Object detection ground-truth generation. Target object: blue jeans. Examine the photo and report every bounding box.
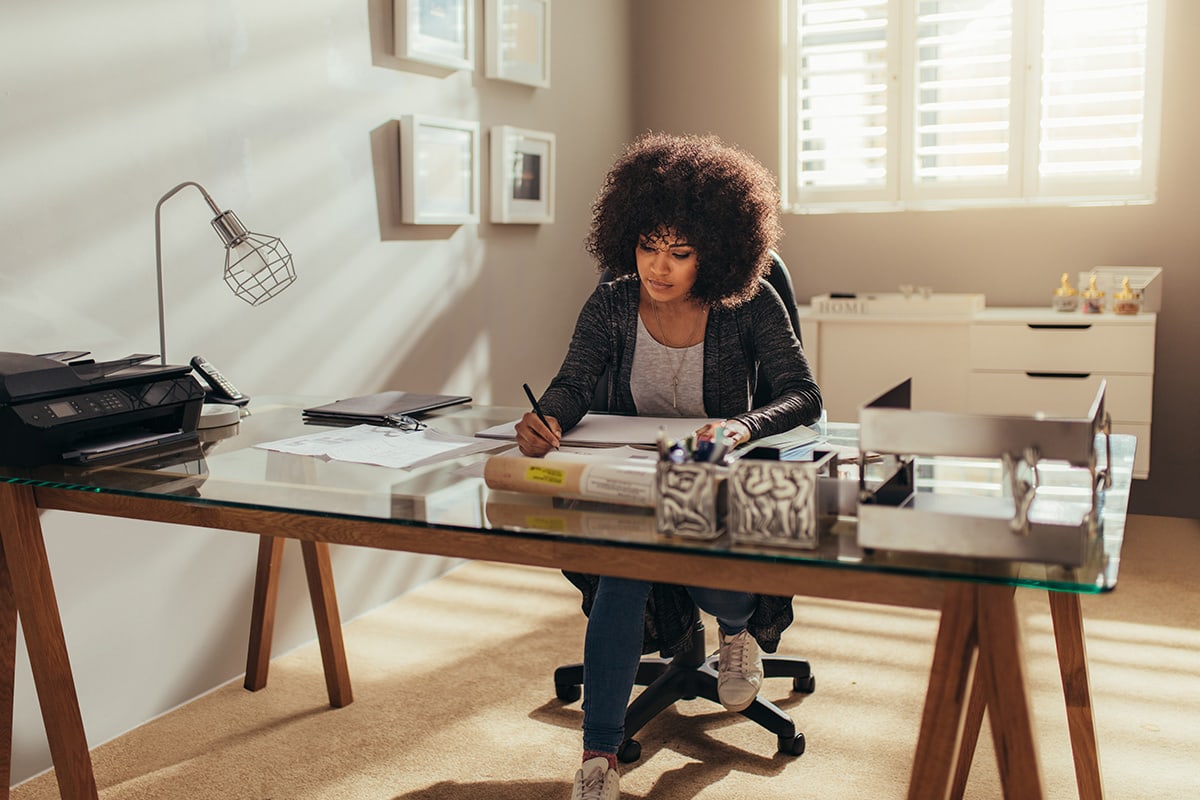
[580,575,756,754]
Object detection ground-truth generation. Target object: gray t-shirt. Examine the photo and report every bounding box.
[630,313,706,417]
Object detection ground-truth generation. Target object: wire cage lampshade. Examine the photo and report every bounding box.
[155,181,296,364]
[209,208,296,306]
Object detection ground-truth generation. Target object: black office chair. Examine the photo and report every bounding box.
[553,251,815,762]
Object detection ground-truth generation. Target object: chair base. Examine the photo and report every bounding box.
[554,622,813,762]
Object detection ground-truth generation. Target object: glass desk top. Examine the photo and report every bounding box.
[0,397,1133,594]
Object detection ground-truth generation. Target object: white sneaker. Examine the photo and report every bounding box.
[717,629,763,712]
[571,756,619,800]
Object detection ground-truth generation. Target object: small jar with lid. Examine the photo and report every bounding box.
[1051,272,1078,312]
[1080,275,1105,314]
[1111,277,1142,315]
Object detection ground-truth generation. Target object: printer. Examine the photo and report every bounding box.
[0,352,205,467]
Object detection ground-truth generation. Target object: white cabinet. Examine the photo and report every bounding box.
[811,319,969,419]
[797,306,1156,479]
[967,309,1155,479]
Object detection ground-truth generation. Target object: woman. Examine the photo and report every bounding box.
[514,132,821,800]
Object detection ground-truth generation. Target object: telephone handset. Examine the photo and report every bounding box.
[190,355,250,406]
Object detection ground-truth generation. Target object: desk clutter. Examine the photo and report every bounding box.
[482,379,1118,568]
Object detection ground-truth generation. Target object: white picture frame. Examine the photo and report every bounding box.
[395,0,475,71]
[400,115,480,225]
[484,0,550,88]
[490,126,555,224]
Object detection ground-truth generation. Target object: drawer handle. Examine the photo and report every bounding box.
[1026,323,1092,330]
[1025,371,1091,379]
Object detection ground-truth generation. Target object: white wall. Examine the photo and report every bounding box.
[1,0,633,784]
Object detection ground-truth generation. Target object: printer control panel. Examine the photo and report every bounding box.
[17,389,135,427]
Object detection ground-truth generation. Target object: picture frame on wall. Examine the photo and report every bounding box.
[400,115,480,225]
[484,0,550,88]
[395,0,475,71]
[490,126,555,224]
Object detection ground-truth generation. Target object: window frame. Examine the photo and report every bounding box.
[780,0,1166,214]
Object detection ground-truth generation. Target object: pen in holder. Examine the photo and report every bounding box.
[655,460,728,540]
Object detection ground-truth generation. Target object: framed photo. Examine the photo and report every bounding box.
[490,126,555,224]
[484,0,550,88]
[395,0,474,71]
[400,115,480,225]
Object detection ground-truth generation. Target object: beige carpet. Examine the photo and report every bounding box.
[12,514,1200,799]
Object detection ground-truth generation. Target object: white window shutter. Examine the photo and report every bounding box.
[784,0,1163,211]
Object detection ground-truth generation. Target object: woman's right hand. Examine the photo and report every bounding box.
[514,411,562,456]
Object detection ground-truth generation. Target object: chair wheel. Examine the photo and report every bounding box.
[555,683,581,703]
[778,732,806,756]
[617,739,642,763]
[794,674,815,694]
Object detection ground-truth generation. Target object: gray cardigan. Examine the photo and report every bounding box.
[544,275,823,656]
[540,275,822,434]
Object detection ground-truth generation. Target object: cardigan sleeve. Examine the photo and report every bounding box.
[727,283,823,439]
[537,282,618,431]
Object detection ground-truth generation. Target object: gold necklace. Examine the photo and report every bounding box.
[651,299,704,409]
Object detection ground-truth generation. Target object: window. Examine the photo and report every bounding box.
[781,0,1165,212]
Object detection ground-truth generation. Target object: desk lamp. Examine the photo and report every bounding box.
[154,180,296,366]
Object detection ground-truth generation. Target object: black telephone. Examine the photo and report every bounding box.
[190,356,250,406]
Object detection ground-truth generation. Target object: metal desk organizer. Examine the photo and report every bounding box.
[728,450,839,549]
[655,461,728,540]
[855,379,1112,567]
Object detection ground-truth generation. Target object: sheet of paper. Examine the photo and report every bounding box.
[256,425,503,469]
[474,413,723,447]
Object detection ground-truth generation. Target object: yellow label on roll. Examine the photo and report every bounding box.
[526,465,567,485]
[527,515,567,531]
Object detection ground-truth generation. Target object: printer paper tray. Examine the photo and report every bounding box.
[62,429,198,464]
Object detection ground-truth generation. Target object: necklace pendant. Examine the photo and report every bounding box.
[672,376,678,409]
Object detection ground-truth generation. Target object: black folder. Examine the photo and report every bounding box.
[302,391,471,426]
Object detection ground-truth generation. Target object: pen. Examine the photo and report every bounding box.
[522,382,557,449]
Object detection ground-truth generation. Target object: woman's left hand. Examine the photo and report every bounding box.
[694,418,751,447]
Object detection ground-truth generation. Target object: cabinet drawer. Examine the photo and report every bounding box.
[966,372,1152,422]
[970,322,1155,373]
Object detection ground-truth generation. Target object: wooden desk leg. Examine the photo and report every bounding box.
[977,584,1043,799]
[949,663,988,800]
[908,584,979,799]
[1050,591,1104,799]
[299,541,352,708]
[244,535,284,692]
[0,483,98,800]
[911,584,1046,800]
[0,507,16,800]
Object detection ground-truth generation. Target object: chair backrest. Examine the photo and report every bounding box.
[590,251,802,412]
[753,251,803,407]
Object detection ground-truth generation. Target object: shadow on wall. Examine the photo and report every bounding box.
[370,120,461,242]
[376,233,493,400]
[364,0,475,241]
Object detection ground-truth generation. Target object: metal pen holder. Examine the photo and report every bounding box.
[728,451,839,550]
[655,461,728,540]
